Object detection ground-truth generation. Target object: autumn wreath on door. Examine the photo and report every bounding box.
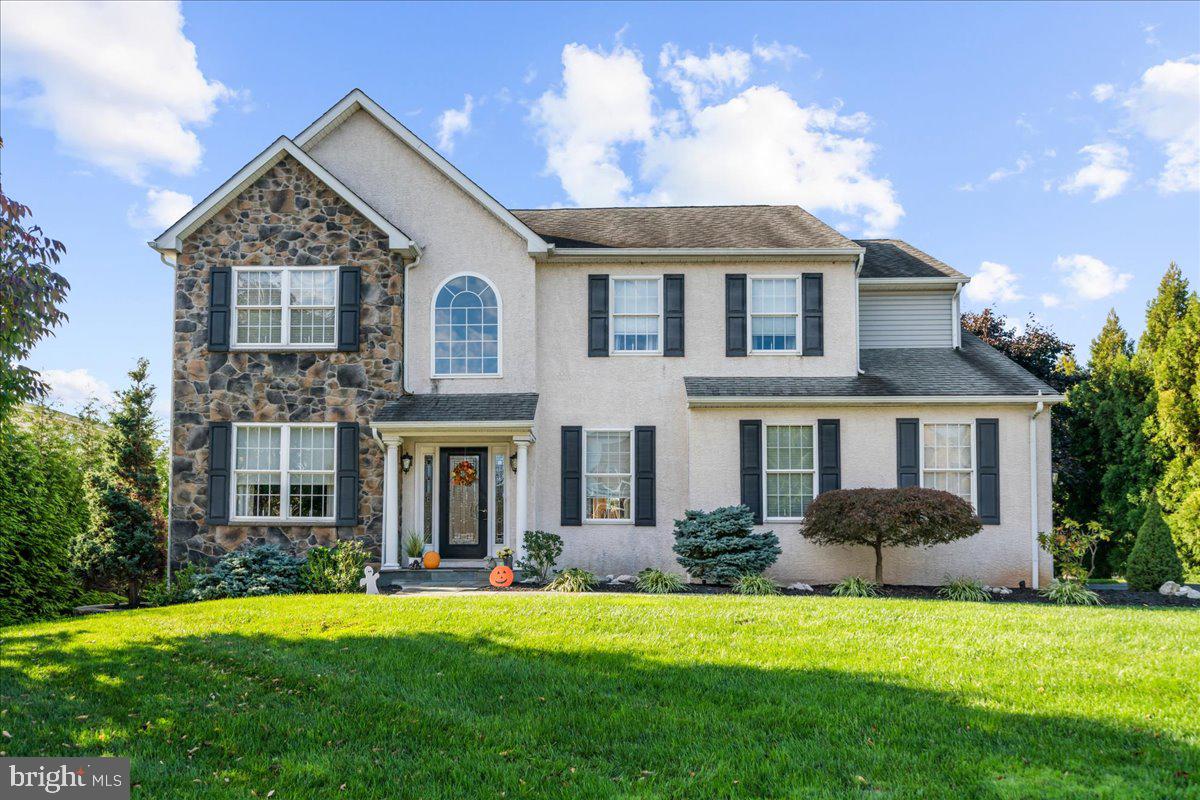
[451,459,478,486]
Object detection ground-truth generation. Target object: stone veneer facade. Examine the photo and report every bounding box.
[171,154,402,563]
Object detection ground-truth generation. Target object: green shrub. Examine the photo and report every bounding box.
[1038,519,1110,581]
[74,589,127,607]
[636,568,686,594]
[672,505,781,585]
[517,530,563,583]
[0,409,93,625]
[803,488,981,583]
[72,476,160,608]
[1040,578,1101,606]
[732,573,780,596]
[545,567,596,593]
[301,541,368,594]
[937,577,991,602]
[192,545,303,600]
[1124,499,1184,591]
[403,532,425,563]
[143,563,206,607]
[832,577,880,598]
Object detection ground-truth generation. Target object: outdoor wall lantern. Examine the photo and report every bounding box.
[510,453,519,473]
[401,452,413,474]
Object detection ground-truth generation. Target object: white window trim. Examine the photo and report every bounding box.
[230,422,337,524]
[762,422,817,523]
[230,265,339,351]
[582,427,635,524]
[748,275,802,355]
[609,275,664,356]
[918,420,977,511]
[429,271,504,379]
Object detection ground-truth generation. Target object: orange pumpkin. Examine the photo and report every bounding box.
[423,550,441,569]
[489,565,514,588]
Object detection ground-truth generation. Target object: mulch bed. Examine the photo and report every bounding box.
[490,581,1199,607]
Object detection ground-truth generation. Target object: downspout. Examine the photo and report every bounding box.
[151,245,179,587]
[401,244,423,394]
[854,250,865,374]
[952,283,963,349]
[1029,390,1046,589]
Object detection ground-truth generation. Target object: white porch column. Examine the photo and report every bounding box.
[514,436,532,559]
[382,437,401,570]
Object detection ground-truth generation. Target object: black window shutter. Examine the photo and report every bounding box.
[802,273,824,356]
[725,274,747,356]
[663,274,685,356]
[206,422,231,524]
[896,418,919,488]
[634,426,656,526]
[208,266,231,351]
[335,422,360,526]
[587,275,609,357]
[817,419,841,493]
[561,426,583,525]
[739,420,763,523]
[337,266,361,352]
[976,418,1000,524]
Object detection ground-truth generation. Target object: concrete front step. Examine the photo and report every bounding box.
[378,567,519,589]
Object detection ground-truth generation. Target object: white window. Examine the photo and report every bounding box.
[583,429,632,521]
[433,274,500,376]
[921,423,974,506]
[233,267,337,348]
[611,277,662,353]
[764,425,815,519]
[750,277,800,353]
[233,424,336,522]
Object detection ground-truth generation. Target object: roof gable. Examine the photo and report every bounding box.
[152,137,415,255]
[295,89,549,255]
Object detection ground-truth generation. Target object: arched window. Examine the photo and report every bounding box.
[433,274,500,376]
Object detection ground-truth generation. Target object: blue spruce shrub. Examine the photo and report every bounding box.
[192,544,304,600]
[672,505,781,585]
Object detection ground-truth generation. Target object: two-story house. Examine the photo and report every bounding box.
[153,90,1061,588]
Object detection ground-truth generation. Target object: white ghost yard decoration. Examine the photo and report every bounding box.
[360,565,380,595]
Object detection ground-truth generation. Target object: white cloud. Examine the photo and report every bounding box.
[964,261,1023,304]
[531,41,903,235]
[751,39,808,67]
[0,0,236,183]
[435,94,474,153]
[42,368,112,409]
[1015,115,1036,134]
[1143,23,1161,47]
[1091,83,1115,102]
[1059,142,1132,200]
[1122,55,1200,193]
[127,187,194,230]
[960,155,1033,191]
[523,65,537,85]
[1054,254,1133,300]
[1040,293,1061,308]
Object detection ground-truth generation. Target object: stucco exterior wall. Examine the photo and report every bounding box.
[306,111,538,395]
[171,154,401,563]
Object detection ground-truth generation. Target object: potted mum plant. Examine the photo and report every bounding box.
[403,532,426,569]
[496,546,515,568]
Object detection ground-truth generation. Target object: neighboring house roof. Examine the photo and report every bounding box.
[511,205,860,251]
[374,393,539,423]
[684,333,1061,404]
[294,89,550,255]
[151,137,416,255]
[856,239,967,281]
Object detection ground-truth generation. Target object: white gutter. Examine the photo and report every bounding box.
[152,244,179,587]
[540,246,865,263]
[400,243,423,394]
[858,276,967,287]
[1029,391,1046,589]
[686,393,1067,408]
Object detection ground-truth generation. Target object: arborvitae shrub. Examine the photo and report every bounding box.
[1124,499,1184,591]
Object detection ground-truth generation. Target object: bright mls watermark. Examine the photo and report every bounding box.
[2,758,129,798]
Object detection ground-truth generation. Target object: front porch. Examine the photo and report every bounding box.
[370,393,538,576]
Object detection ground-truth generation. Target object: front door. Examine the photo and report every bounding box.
[439,447,488,559]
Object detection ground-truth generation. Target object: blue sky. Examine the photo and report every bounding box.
[2,0,1197,416]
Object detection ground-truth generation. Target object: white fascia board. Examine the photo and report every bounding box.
[294,89,550,256]
[152,137,416,255]
[858,277,968,289]
[370,420,535,438]
[687,394,1066,408]
[540,247,865,263]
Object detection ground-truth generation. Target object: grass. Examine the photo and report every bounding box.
[1,595,1197,800]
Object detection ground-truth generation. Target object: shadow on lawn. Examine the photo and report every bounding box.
[2,625,1195,800]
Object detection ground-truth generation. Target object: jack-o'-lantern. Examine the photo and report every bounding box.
[423,550,441,570]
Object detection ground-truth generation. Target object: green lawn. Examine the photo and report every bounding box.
[2,595,1197,799]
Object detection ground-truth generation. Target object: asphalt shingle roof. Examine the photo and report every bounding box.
[856,239,967,280]
[684,333,1056,400]
[511,205,858,250]
[374,393,539,422]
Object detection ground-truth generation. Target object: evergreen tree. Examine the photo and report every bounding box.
[72,359,164,606]
[1152,296,1200,569]
[1124,498,1184,591]
[1136,262,1190,368]
[672,505,781,584]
